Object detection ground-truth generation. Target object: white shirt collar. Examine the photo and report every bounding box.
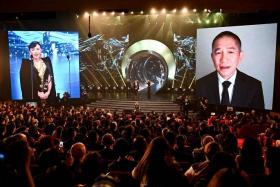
[217,70,237,103]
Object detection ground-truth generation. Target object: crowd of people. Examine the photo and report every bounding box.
[0,101,280,187]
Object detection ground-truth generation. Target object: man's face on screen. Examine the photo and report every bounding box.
[211,36,243,80]
[29,44,42,60]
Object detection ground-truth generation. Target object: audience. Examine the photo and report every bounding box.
[132,136,189,187]
[0,100,279,187]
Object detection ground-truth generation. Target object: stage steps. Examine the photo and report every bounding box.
[87,99,181,114]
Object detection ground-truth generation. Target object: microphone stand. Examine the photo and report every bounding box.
[30,56,34,100]
[66,54,71,97]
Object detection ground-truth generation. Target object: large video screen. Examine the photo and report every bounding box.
[196,23,277,110]
[8,31,80,100]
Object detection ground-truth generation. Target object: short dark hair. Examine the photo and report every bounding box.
[212,31,242,51]
[28,41,41,50]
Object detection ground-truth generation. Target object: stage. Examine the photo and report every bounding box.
[85,90,197,114]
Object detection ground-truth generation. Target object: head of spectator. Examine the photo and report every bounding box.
[204,141,222,161]
[130,135,147,161]
[92,175,118,187]
[70,142,87,162]
[102,133,115,149]
[4,133,32,169]
[114,138,130,158]
[164,131,176,149]
[81,152,106,186]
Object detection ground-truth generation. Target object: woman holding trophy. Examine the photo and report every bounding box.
[20,41,56,101]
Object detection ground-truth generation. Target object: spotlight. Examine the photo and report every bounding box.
[93,11,98,16]
[182,7,188,14]
[151,8,156,14]
[84,12,89,18]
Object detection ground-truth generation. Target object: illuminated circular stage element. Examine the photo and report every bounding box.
[121,39,176,92]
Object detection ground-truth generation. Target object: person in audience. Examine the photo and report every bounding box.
[174,134,194,170]
[235,137,265,187]
[2,133,36,187]
[108,138,137,172]
[207,168,250,187]
[195,151,236,187]
[132,136,189,187]
[129,135,147,162]
[192,134,215,162]
[20,41,56,101]
[0,100,277,187]
[185,141,221,186]
[70,142,87,184]
[81,151,106,186]
[265,146,280,187]
[196,31,264,109]
[100,133,117,162]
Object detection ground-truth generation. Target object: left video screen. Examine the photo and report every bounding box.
[8,31,80,100]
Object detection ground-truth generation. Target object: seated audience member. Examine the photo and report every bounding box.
[207,168,250,187]
[108,138,137,172]
[70,142,87,185]
[81,152,106,186]
[2,133,35,187]
[264,147,280,187]
[195,151,236,187]
[192,134,215,162]
[235,137,265,187]
[174,135,194,171]
[185,141,221,186]
[108,138,138,187]
[132,136,189,187]
[129,135,147,162]
[92,175,118,187]
[100,133,117,162]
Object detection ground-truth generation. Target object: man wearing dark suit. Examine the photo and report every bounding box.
[196,31,264,109]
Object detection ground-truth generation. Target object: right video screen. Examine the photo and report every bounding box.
[196,23,277,110]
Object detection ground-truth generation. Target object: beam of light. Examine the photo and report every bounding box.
[188,75,196,89]
[104,63,118,87]
[180,68,188,88]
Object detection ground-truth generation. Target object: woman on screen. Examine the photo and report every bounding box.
[20,41,56,101]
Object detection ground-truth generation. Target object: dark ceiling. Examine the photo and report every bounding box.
[0,0,279,13]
